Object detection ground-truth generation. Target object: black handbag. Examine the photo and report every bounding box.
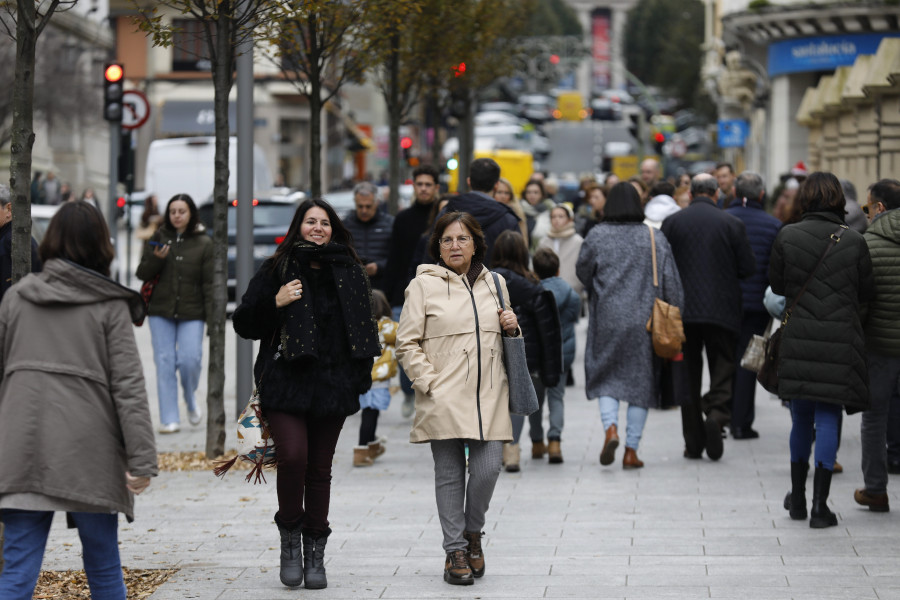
[491,272,539,417]
[757,225,848,394]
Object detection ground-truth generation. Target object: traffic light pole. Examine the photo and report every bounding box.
[107,121,120,257]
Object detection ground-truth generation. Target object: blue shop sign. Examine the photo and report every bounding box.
[718,119,748,149]
[769,33,900,77]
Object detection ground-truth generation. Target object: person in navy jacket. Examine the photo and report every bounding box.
[725,172,781,439]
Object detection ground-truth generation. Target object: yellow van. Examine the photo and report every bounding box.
[555,92,587,121]
[448,149,533,194]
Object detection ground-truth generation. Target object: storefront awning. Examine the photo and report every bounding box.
[160,100,237,135]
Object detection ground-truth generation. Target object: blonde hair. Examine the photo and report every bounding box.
[495,177,529,244]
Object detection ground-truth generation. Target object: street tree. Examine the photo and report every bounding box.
[261,0,369,199]
[135,0,278,458]
[624,0,705,110]
[1,0,73,283]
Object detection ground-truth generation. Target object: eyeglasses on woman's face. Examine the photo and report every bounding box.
[439,235,472,249]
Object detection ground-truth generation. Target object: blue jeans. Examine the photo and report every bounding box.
[149,316,204,425]
[598,396,649,450]
[511,372,566,443]
[392,306,413,397]
[790,399,841,470]
[0,510,126,600]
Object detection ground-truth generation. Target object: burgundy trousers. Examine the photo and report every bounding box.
[266,410,346,535]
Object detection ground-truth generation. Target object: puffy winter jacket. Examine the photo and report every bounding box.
[863,208,900,356]
[492,267,562,387]
[726,197,782,313]
[343,211,394,292]
[769,211,874,411]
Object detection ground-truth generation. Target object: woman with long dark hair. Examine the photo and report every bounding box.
[136,193,214,433]
[0,201,156,600]
[772,172,874,528]
[576,183,683,469]
[233,197,380,589]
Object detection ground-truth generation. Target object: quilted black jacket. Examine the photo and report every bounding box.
[769,211,874,411]
[660,196,756,333]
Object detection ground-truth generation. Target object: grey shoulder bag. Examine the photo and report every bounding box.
[491,272,539,417]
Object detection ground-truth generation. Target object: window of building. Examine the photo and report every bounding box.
[172,18,213,72]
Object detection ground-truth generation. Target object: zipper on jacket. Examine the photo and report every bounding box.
[462,276,485,441]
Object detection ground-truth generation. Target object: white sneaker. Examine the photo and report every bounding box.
[188,407,203,426]
[401,394,415,418]
[158,422,180,434]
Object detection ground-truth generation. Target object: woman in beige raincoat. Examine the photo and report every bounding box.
[397,211,519,587]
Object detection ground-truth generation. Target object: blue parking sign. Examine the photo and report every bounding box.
[718,119,749,148]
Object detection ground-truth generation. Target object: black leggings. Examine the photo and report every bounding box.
[358,407,380,446]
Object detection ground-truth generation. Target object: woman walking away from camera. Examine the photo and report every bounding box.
[136,193,214,433]
[576,183,684,469]
[0,201,157,600]
[492,230,563,470]
[233,198,380,589]
[397,211,519,586]
[771,172,874,528]
[354,289,399,467]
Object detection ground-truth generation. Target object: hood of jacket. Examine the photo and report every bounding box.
[18,258,146,323]
[868,208,900,245]
[644,195,680,222]
[450,192,520,230]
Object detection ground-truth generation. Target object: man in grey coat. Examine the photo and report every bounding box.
[661,174,756,461]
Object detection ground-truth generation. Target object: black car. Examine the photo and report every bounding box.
[198,191,305,306]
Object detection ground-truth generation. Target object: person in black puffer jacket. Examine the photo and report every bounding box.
[771,172,874,529]
[233,198,380,589]
[491,230,562,473]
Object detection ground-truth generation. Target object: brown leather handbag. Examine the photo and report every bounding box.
[646,225,686,359]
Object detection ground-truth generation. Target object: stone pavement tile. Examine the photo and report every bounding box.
[550,561,706,577]
[628,555,783,566]
[546,586,710,598]
[707,564,867,576]
[627,573,787,587]
[709,587,879,599]
[874,588,900,600]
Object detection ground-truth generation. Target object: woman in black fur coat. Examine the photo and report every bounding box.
[233,198,380,590]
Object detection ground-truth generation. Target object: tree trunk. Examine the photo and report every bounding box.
[387,31,400,215]
[457,87,474,193]
[429,90,442,169]
[205,2,234,458]
[308,13,322,198]
[10,0,37,282]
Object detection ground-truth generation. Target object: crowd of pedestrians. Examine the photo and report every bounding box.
[2,156,899,598]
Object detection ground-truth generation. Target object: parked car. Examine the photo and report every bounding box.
[518,94,555,125]
[478,101,519,115]
[197,189,305,308]
[590,97,622,121]
[475,111,524,127]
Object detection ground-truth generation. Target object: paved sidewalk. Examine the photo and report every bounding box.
[41,320,900,599]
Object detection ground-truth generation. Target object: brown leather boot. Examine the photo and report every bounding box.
[622,447,644,469]
[463,530,485,577]
[600,424,619,466]
[353,447,373,467]
[444,549,474,585]
[532,441,547,459]
[547,440,563,463]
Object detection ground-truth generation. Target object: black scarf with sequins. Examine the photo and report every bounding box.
[278,241,380,362]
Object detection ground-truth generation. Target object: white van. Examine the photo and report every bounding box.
[144,136,273,205]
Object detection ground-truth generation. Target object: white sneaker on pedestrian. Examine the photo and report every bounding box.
[188,407,203,426]
[401,394,415,418]
[158,422,180,434]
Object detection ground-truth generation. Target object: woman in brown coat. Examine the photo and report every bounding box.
[397,211,519,586]
[0,201,157,600]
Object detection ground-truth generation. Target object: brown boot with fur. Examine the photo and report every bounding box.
[353,446,373,467]
[367,439,385,461]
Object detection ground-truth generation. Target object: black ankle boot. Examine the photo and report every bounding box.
[784,461,809,520]
[274,514,303,588]
[810,466,838,528]
[302,527,331,589]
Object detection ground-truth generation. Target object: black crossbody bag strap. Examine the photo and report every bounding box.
[782,225,848,325]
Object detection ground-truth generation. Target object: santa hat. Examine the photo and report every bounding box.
[790,161,808,177]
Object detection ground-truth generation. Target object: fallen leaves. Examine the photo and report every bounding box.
[35,567,177,599]
[156,450,251,472]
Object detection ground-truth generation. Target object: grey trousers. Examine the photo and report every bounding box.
[430,439,502,553]
[862,352,900,494]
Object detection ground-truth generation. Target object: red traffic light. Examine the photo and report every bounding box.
[116,196,126,208]
[549,54,560,65]
[452,62,466,78]
[105,63,124,83]
[400,136,413,150]
[654,132,665,143]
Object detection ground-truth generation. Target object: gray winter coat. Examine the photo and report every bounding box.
[0,259,157,520]
[576,223,684,407]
